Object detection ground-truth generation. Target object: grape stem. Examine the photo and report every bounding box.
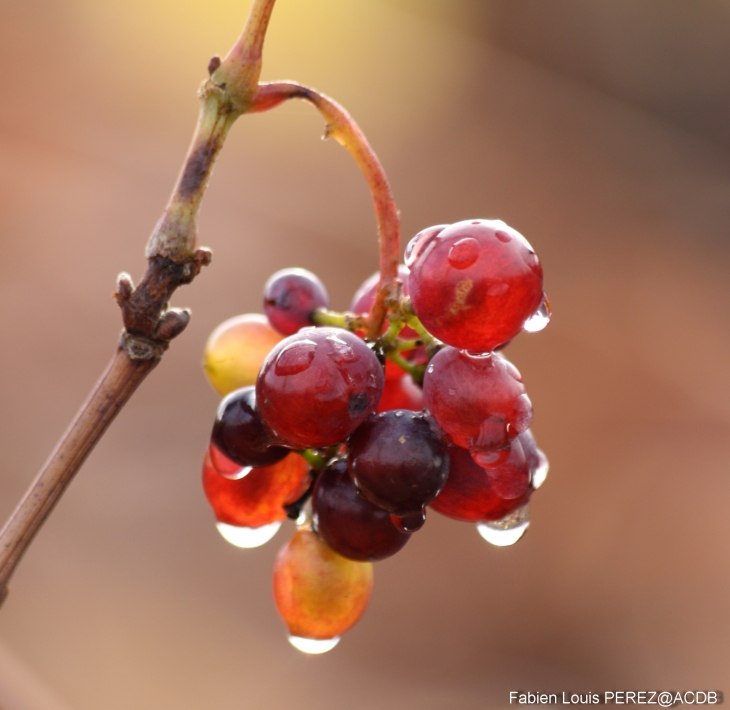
[250,82,401,339]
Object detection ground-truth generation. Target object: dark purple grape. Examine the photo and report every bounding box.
[348,410,449,516]
[212,386,290,467]
[257,327,384,449]
[263,268,329,336]
[312,459,410,561]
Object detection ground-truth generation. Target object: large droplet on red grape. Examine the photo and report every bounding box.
[422,347,532,454]
[348,410,449,516]
[407,219,544,351]
[263,268,329,336]
[211,386,289,467]
[257,327,384,449]
[312,459,410,561]
[429,444,531,523]
[202,451,310,529]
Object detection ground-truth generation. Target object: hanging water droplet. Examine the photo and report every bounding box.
[470,448,510,469]
[275,340,317,376]
[390,509,426,533]
[216,521,281,548]
[447,237,480,270]
[219,465,253,481]
[477,505,529,547]
[530,450,549,489]
[523,295,552,333]
[288,635,340,654]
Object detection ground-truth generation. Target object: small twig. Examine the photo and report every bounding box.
[251,82,401,338]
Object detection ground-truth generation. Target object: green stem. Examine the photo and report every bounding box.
[311,308,366,332]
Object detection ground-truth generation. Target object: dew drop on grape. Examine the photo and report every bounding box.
[390,510,426,533]
[531,451,549,489]
[274,340,317,376]
[476,505,529,547]
[287,635,340,654]
[523,293,552,333]
[216,521,282,548]
[447,238,480,270]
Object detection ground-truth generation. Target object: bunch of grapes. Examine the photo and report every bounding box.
[201,219,550,654]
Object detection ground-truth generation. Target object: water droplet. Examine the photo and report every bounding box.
[216,521,281,548]
[477,506,529,547]
[523,294,552,333]
[447,237,480,270]
[531,450,549,489]
[470,448,510,469]
[464,350,492,359]
[288,635,340,654]
[394,410,404,417]
[219,465,253,481]
[404,235,420,267]
[495,230,512,243]
[472,416,506,450]
[326,334,357,364]
[427,363,435,374]
[275,340,317,376]
[390,510,426,533]
[448,388,456,396]
[510,394,533,434]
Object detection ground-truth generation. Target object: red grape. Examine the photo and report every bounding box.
[407,219,544,351]
[263,268,329,336]
[375,372,424,413]
[257,327,384,449]
[348,410,449,516]
[422,347,532,455]
[429,444,531,523]
[312,459,410,561]
[202,451,309,528]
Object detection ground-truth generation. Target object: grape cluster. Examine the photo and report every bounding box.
[201,220,550,653]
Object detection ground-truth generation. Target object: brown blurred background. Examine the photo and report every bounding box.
[1,0,729,708]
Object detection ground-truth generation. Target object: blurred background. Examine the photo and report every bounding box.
[1,0,729,707]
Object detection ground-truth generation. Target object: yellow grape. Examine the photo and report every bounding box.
[203,314,283,396]
[273,529,373,641]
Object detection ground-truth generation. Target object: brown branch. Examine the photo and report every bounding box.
[251,82,401,339]
[0,0,277,607]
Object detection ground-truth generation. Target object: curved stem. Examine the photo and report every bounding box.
[251,82,401,339]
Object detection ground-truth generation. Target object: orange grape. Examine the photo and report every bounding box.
[273,528,373,642]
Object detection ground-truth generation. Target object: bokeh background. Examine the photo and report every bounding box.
[1,0,729,708]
